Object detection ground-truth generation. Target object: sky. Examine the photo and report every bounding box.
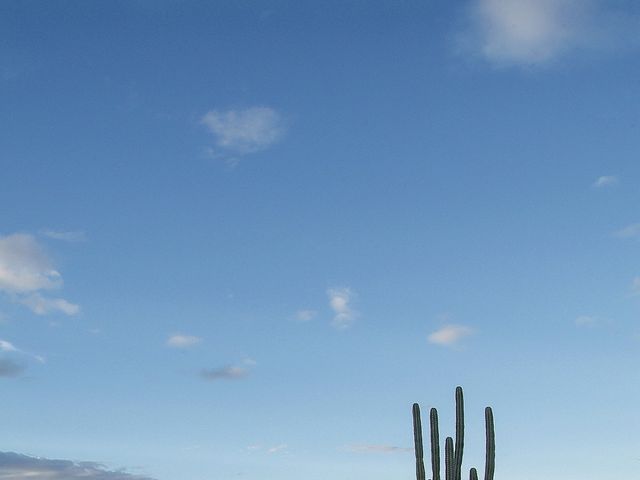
[1,1,640,479]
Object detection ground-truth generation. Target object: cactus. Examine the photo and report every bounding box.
[412,403,426,480]
[484,407,495,480]
[429,408,440,480]
[412,387,495,480]
[453,386,464,480]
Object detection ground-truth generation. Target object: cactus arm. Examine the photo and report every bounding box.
[454,386,464,480]
[484,407,495,480]
[430,408,441,480]
[413,403,426,480]
[445,437,454,480]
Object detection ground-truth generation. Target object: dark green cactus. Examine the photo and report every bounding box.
[412,387,495,480]
[453,387,464,480]
[412,403,426,480]
[445,437,454,480]
[484,407,495,480]
[429,408,440,480]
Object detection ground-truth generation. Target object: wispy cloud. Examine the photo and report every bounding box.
[460,0,640,66]
[0,452,156,480]
[0,234,79,316]
[0,358,25,378]
[593,175,618,188]
[246,444,288,454]
[18,293,80,316]
[40,229,87,242]
[166,334,202,348]
[428,324,474,347]
[327,287,357,329]
[614,223,640,240]
[202,106,285,162]
[345,444,412,454]
[631,277,640,296]
[0,338,44,364]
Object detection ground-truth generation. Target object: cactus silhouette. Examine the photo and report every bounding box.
[412,387,495,480]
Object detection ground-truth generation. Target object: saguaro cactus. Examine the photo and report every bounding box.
[411,387,495,480]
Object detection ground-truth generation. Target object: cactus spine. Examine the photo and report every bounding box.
[411,387,495,480]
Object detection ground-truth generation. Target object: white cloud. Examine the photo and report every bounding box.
[346,444,412,454]
[0,234,79,316]
[614,223,640,240]
[294,309,317,322]
[593,175,618,188]
[40,229,86,242]
[327,287,357,329]
[0,338,45,363]
[0,234,62,293]
[166,334,202,348]
[461,0,639,66]
[428,324,474,346]
[201,107,285,158]
[631,277,640,296]
[18,293,80,316]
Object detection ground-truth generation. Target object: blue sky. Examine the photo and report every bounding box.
[1,1,640,479]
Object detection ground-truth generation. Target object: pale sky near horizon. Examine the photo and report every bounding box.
[2,1,640,479]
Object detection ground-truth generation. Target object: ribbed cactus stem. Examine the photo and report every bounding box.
[469,468,478,480]
[430,408,441,480]
[445,437,454,480]
[454,386,464,480]
[413,403,426,480]
[484,407,495,480]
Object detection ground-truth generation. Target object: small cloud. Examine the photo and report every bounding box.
[0,358,25,378]
[459,0,640,67]
[0,233,79,315]
[0,234,62,293]
[40,230,87,242]
[345,444,412,454]
[166,334,202,348]
[201,107,285,160]
[18,293,80,316]
[246,444,288,454]
[294,309,317,322]
[327,287,357,329]
[0,338,45,364]
[0,340,18,352]
[0,451,156,479]
[266,444,288,454]
[428,324,474,346]
[614,223,640,239]
[631,277,640,296]
[575,315,598,328]
[593,175,619,188]
[200,365,249,381]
